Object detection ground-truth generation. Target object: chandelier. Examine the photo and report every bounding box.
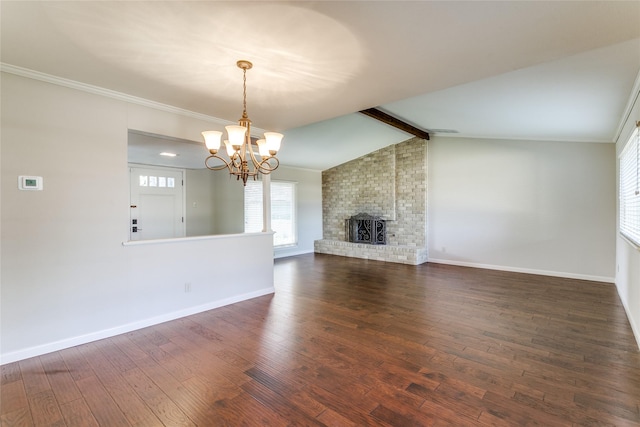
[202,60,283,186]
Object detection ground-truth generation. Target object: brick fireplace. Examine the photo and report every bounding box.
[314,137,428,265]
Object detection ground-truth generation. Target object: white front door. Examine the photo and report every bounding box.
[130,166,185,241]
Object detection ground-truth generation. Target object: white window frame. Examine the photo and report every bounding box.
[244,180,297,248]
[619,125,640,247]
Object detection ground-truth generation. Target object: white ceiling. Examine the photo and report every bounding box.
[2,1,640,171]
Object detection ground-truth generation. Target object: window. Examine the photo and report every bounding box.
[137,175,175,188]
[244,180,297,247]
[620,125,640,246]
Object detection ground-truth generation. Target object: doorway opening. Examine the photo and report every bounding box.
[129,166,185,241]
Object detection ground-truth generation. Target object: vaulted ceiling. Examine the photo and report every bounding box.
[2,1,639,170]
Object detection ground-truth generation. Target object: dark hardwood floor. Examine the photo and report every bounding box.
[2,253,639,426]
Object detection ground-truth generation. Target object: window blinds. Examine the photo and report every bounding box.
[244,181,263,233]
[244,180,297,246]
[620,127,640,247]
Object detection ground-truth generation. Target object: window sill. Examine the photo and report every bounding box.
[619,232,640,252]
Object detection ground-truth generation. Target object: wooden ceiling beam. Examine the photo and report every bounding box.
[359,108,430,140]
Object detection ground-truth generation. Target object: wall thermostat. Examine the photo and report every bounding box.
[18,176,43,191]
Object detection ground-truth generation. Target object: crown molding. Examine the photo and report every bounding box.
[615,67,640,143]
[0,63,234,128]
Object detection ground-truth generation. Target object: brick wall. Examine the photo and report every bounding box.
[321,144,396,241]
[315,137,428,264]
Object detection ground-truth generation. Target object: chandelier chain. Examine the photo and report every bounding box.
[242,67,248,119]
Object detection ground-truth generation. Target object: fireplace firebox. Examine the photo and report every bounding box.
[345,213,386,245]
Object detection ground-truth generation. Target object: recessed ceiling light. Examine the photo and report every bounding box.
[159,152,178,157]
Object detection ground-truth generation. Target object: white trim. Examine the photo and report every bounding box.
[0,63,266,136]
[616,287,640,350]
[128,163,187,172]
[432,133,613,144]
[275,165,324,173]
[0,287,275,365]
[122,231,273,246]
[619,232,640,252]
[274,248,314,259]
[262,173,272,233]
[428,258,614,283]
[615,67,640,143]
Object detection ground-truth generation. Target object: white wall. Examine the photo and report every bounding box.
[0,72,275,363]
[615,85,640,347]
[212,172,245,234]
[428,137,616,282]
[185,168,216,236]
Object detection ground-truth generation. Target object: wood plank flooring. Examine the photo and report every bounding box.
[2,253,640,426]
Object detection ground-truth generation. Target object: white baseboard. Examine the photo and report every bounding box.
[274,248,314,259]
[616,287,640,351]
[427,258,615,283]
[0,287,275,365]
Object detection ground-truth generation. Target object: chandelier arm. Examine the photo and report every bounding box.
[246,140,263,168]
[256,156,280,174]
[205,154,233,172]
[229,151,244,170]
[245,140,279,174]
